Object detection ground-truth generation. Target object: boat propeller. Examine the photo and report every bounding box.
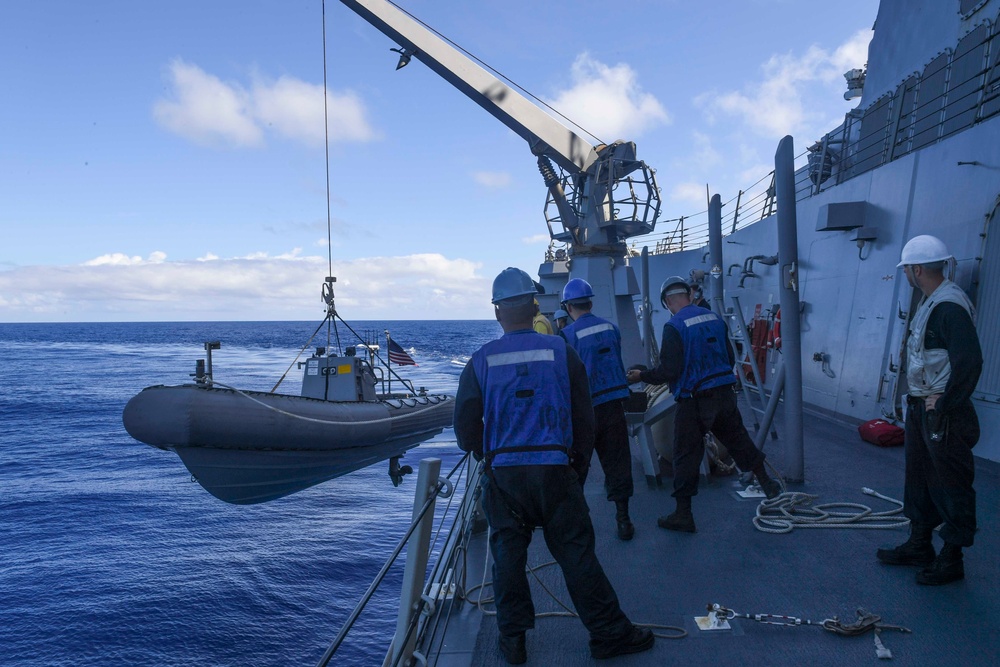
[389,456,414,487]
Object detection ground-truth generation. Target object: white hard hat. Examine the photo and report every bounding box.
[659,276,689,302]
[897,235,953,268]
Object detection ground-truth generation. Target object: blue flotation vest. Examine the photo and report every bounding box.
[562,313,629,406]
[667,304,735,399]
[471,330,573,467]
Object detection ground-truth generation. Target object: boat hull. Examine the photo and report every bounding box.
[123,384,454,504]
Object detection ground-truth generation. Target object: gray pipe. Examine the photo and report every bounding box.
[754,357,785,451]
[641,246,656,367]
[774,136,804,482]
[708,194,724,314]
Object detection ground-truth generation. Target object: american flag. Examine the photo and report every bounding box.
[387,338,417,366]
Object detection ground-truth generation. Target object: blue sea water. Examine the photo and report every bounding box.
[0,320,501,666]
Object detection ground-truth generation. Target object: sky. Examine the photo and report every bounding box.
[0,0,880,322]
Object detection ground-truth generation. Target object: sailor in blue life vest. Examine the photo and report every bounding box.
[876,235,982,585]
[454,267,654,664]
[552,308,570,333]
[559,278,636,540]
[626,276,781,533]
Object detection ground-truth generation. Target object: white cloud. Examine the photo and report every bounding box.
[689,131,722,171]
[521,233,550,245]
[545,53,670,142]
[699,29,873,139]
[153,60,262,148]
[0,252,490,321]
[83,252,169,266]
[671,182,708,204]
[832,29,874,75]
[472,171,512,188]
[154,60,377,148]
[252,75,377,146]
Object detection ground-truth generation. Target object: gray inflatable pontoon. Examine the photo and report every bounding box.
[123,349,453,504]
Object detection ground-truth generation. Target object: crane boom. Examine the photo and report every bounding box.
[340,0,598,175]
[340,0,659,368]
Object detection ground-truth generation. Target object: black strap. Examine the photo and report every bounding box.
[689,370,733,394]
[483,463,532,530]
[487,444,569,458]
[593,383,628,399]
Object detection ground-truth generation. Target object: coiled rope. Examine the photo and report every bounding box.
[753,487,909,534]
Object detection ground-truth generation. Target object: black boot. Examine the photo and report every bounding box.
[752,463,782,499]
[498,633,527,664]
[615,500,635,541]
[657,497,696,533]
[876,524,936,566]
[916,543,965,585]
[589,625,655,659]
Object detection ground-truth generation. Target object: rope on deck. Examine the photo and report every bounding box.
[753,487,909,534]
[466,534,688,640]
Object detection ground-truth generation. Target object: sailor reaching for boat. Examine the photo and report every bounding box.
[626,276,780,533]
[876,235,983,585]
[454,267,654,664]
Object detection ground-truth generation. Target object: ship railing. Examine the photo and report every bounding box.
[633,164,781,254]
[316,452,483,667]
[799,16,1000,195]
[639,11,1000,257]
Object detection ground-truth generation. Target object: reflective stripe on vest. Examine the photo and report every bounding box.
[471,331,573,467]
[906,280,975,397]
[562,313,629,406]
[668,304,735,399]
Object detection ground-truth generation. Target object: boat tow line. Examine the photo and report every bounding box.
[753,487,910,533]
[701,603,910,659]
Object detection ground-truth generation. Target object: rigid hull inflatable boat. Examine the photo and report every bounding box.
[124,345,454,504]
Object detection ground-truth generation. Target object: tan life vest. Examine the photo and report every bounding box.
[905,280,974,397]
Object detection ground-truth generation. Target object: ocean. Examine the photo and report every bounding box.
[0,320,502,666]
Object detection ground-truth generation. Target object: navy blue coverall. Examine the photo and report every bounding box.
[454,328,633,641]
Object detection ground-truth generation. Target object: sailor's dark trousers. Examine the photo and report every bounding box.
[483,465,633,641]
[904,398,978,546]
[577,399,634,502]
[672,386,765,498]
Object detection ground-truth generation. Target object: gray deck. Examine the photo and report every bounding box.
[434,400,1000,666]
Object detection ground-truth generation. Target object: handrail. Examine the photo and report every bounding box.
[315,451,474,666]
[315,484,440,666]
[636,15,1000,256]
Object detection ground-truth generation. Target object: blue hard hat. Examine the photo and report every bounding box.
[553,309,568,320]
[561,278,594,305]
[492,267,538,304]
